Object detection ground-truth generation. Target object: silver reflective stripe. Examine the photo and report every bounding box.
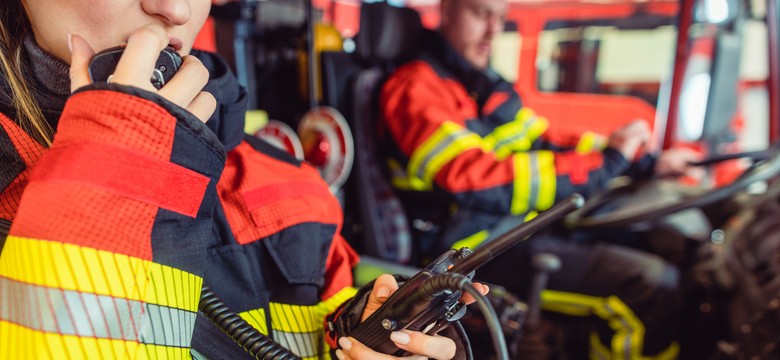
[415,129,473,180]
[528,153,540,208]
[1,276,196,347]
[493,118,535,150]
[273,330,319,358]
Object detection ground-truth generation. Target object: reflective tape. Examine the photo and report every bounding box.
[0,276,196,347]
[407,121,484,189]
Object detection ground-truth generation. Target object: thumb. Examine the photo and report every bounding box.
[68,33,96,92]
[361,274,399,322]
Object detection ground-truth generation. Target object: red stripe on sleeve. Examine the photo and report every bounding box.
[554,152,604,185]
[31,142,209,217]
[242,181,334,210]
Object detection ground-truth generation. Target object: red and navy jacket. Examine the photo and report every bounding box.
[0,49,357,359]
[380,31,654,249]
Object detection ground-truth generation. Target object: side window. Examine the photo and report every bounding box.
[535,17,677,107]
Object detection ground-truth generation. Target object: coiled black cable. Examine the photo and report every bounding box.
[418,274,509,360]
[199,285,301,360]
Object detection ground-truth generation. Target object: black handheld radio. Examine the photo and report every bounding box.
[88,45,182,89]
[348,194,584,357]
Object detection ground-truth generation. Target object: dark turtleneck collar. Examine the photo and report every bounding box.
[0,38,247,152]
[23,36,71,97]
[420,30,503,109]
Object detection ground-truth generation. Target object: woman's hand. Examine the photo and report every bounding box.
[67,25,216,123]
[335,274,489,360]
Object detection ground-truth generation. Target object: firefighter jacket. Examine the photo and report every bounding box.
[0,43,358,359]
[380,31,655,249]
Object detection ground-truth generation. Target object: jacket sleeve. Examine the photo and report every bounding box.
[381,62,631,217]
[0,84,226,359]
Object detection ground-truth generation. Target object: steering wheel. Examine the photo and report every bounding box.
[565,147,780,229]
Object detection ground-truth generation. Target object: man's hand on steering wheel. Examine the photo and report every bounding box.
[655,148,705,179]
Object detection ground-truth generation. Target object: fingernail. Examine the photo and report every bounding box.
[335,349,345,360]
[376,286,390,300]
[391,331,410,345]
[67,33,73,53]
[338,337,352,351]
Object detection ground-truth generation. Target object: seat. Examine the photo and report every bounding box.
[320,2,423,266]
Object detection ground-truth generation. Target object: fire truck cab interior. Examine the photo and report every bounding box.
[206,0,780,357]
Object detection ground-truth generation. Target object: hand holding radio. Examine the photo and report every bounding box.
[335,274,489,360]
[344,194,584,359]
[68,25,215,123]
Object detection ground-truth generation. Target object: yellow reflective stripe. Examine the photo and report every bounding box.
[485,108,550,159]
[239,309,268,335]
[450,230,489,251]
[541,289,600,316]
[598,296,643,360]
[407,121,485,190]
[590,332,680,360]
[0,320,191,360]
[590,332,611,360]
[511,153,532,215]
[236,287,357,359]
[388,159,427,191]
[267,287,358,333]
[511,151,555,215]
[320,286,359,314]
[536,151,557,211]
[652,342,680,360]
[0,236,201,311]
[541,290,678,360]
[576,131,608,154]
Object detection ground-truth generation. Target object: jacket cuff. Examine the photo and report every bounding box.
[626,153,658,180]
[602,147,632,179]
[67,83,225,164]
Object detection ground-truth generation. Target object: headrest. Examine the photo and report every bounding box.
[354,2,424,64]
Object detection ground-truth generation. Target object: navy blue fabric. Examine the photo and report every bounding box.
[201,222,337,313]
[243,134,302,167]
[193,50,248,153]
[0,126,24,193]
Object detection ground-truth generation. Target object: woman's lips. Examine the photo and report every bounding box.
[168,36,183,51]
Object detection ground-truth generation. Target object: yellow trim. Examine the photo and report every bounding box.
[239,287,357,335]
[450,230,489,251]
[525,115,550,145]
[541,290,602,316]
[485,108,550,160]
[237,287,356,360]
[239,309,269,335]
[576,131,608,154]
[652,342,680,360]
[388,159,427,191]
[590,332,612,360]
[0,236,202,311]
[540,290,678,360]
[536,151,557,211]
[511,153,532,215]
[407,121,485,190]
[0,320,191,359]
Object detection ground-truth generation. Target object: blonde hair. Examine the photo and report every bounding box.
[0,2,52,146]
